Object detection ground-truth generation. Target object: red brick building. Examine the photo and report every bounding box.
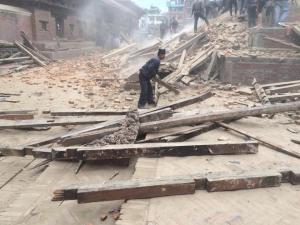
[0,0,143,45]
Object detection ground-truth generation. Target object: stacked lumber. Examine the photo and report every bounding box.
[52,168,300,203]
[0,33,51,74]
[253,79,300,103]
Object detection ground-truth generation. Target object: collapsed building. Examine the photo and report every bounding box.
[0,0,144,58]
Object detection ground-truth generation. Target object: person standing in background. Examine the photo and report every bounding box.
[274,0,289,25]
[229,0,238,16]
[192,0,209,33]
[246,0,258,27]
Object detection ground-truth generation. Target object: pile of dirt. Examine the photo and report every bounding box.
[89,110,140,146]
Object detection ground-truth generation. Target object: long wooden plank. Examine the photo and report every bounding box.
[165,32,207,61]
[59,127,121,146]
[140,101,300,133]
[50,110,129,116]
[0,117,116,129]
[152,77,179,94]
[0,110,35,115]
[269,83,300,94]
[0,114,34,120]
[202,50,218,81]
[14,41,46,66]
[0,56,30,63]
[261,80,300,89]
[19,141,259,160]
[264,36,300,51]
[54,177,196,203]
[217,122,300,159]
[268,93,300,103]
[147,90,213,113]
[103,43,136,59]
[52,168,300,203]
[139,123,217,143]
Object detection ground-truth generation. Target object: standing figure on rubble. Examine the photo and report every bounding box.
[192,0,209,33]
[138,49,166,109]
[170,17,179,33]
[273,0,289,26]
[246,0,258,27]
[160,21,167,39]
[229,0,238,16]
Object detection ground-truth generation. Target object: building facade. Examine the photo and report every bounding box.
[167,0,193,23]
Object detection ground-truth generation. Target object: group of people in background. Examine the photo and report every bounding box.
[191,0,294,30]
[160,17,179,39]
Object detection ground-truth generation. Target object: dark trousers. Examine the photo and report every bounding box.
[248,6,257,27]
[240,0,246,14]
[138,73,154,107]
[194,13,209,33]
[229,0,238,16]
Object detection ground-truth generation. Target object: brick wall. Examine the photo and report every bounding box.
[220,56,300,85]
[249,27,292,49]
[32,9,56,41]
[0,11,32,42]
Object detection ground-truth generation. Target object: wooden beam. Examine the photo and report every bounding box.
[0,114,34,120]
[103,43,136,59]
[59,127,121,146]
[268,93,300,103]
[263,36,300,51]
[0,110,35,115]
[147,90,213,113]
[52,168,300,203]
[217,122,300,159]
[0,117,115,129]
[140,102,300,133]
[14,41,46,66]
[165,32,207,61]
[59,141,258,161]
[50,110,129,116]
[139,123,218,143]
[269,83,300,94]
[152,77,179,94]
[260,80,300,89]
[139,108,173,123]
[53,177,196,203]
[207,171,281,192]
[202,50,218,81]
[0,56,30,63]
[189,47,214,74]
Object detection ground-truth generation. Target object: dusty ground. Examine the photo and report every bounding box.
[0,13,299,225]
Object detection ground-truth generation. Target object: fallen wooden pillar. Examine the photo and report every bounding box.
[207,171,281,192]
[139,108,173,123]
[0,56,30,63]
[15,41,46,66]
[263,36,300,51]
[59,127,121,146]
[52,168,300,203]
[147,90,213,113]
[0,110,35,115]
[260,80,300,89]
[139,123,218,143]
[152,77,179,94]
[217,122,300,159]
[268,93,300,103]
[37,141,258,161]
[269,83,300,94]
[102,43,137,59]
[0,117,115,129]
[54,177,196,203]
[140,102,300,132]
[202,50,218,81]
[0,114,34,120]
[50,110,129,116]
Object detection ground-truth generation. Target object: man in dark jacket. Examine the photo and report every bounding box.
[192,0,209,33]
[138,49,166,109]
[246,0,257,27]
